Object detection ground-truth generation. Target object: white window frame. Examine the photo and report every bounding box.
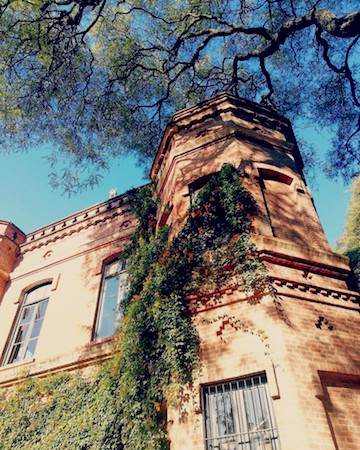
[94,259,127,339]
[2,283,51,365]
[202,373,281,450]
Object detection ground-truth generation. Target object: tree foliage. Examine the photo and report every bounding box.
[335,175,360,290]
[0,0,359,192]
[0,369,124,449]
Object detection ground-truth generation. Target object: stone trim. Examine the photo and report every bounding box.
[11,231,135,282]
[187,276,359,314]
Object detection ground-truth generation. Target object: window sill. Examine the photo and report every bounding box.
[0,358,35,372]
[86,335,114,347]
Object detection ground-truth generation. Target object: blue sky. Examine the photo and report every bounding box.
[0,130,350,247]
[0,148,144,233]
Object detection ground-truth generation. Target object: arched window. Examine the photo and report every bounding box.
[94,259,127,339]
[3,283,51,365]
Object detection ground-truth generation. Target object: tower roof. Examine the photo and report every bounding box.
[150,93,302,181]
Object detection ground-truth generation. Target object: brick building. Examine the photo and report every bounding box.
[0,94,359,449]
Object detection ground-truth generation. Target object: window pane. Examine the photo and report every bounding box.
[24,338,37,359]
[189,173,215,205]
[30,319,43,339]
[95,260,127,339]
[14,324,29,344]
[216,392,235,436]
[105,260,124,277]
[20,305,35,324]
[104,277,119,307]
[35,301,48,320]
[25,284,50,305]
[97,277,119,338]
[97,317,116,339]
[8,343,22,364]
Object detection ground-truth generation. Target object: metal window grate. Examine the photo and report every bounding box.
[203,374,281,450]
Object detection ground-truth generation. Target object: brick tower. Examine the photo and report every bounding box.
[151,94,360,450]
[0,94,358,450]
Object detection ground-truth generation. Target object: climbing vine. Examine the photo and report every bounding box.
[0,163,272,449]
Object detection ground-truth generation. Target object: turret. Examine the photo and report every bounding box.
[0,220,26,301]
[151,93,330,252]
[150,93,356,294]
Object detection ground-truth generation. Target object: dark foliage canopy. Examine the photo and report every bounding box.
[0,0,359,192]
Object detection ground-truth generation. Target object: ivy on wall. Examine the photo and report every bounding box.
[0,164,271,449]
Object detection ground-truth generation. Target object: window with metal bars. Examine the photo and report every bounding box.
[3,283,51,365]
[94,259,127,339]
[202,374,281,450]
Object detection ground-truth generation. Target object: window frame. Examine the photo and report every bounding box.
[2,283,51,366]
[202,373,281,450]
[93,258,127,340]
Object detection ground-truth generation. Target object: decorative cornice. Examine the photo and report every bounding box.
[260,251,349,280]
[172,93,286,123]
[188,277,359,313]
[272,276,359,309]
[151,93,299,181]
[22,194,133,254]
[10,231,135,282]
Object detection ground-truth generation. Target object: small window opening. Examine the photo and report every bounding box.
[189,173,216,205]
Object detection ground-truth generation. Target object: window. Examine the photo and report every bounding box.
[189,173,216,206]
[94,259,127,339]
[257,168,294,240]
[202,374,280,450]
[3,283,50,365]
